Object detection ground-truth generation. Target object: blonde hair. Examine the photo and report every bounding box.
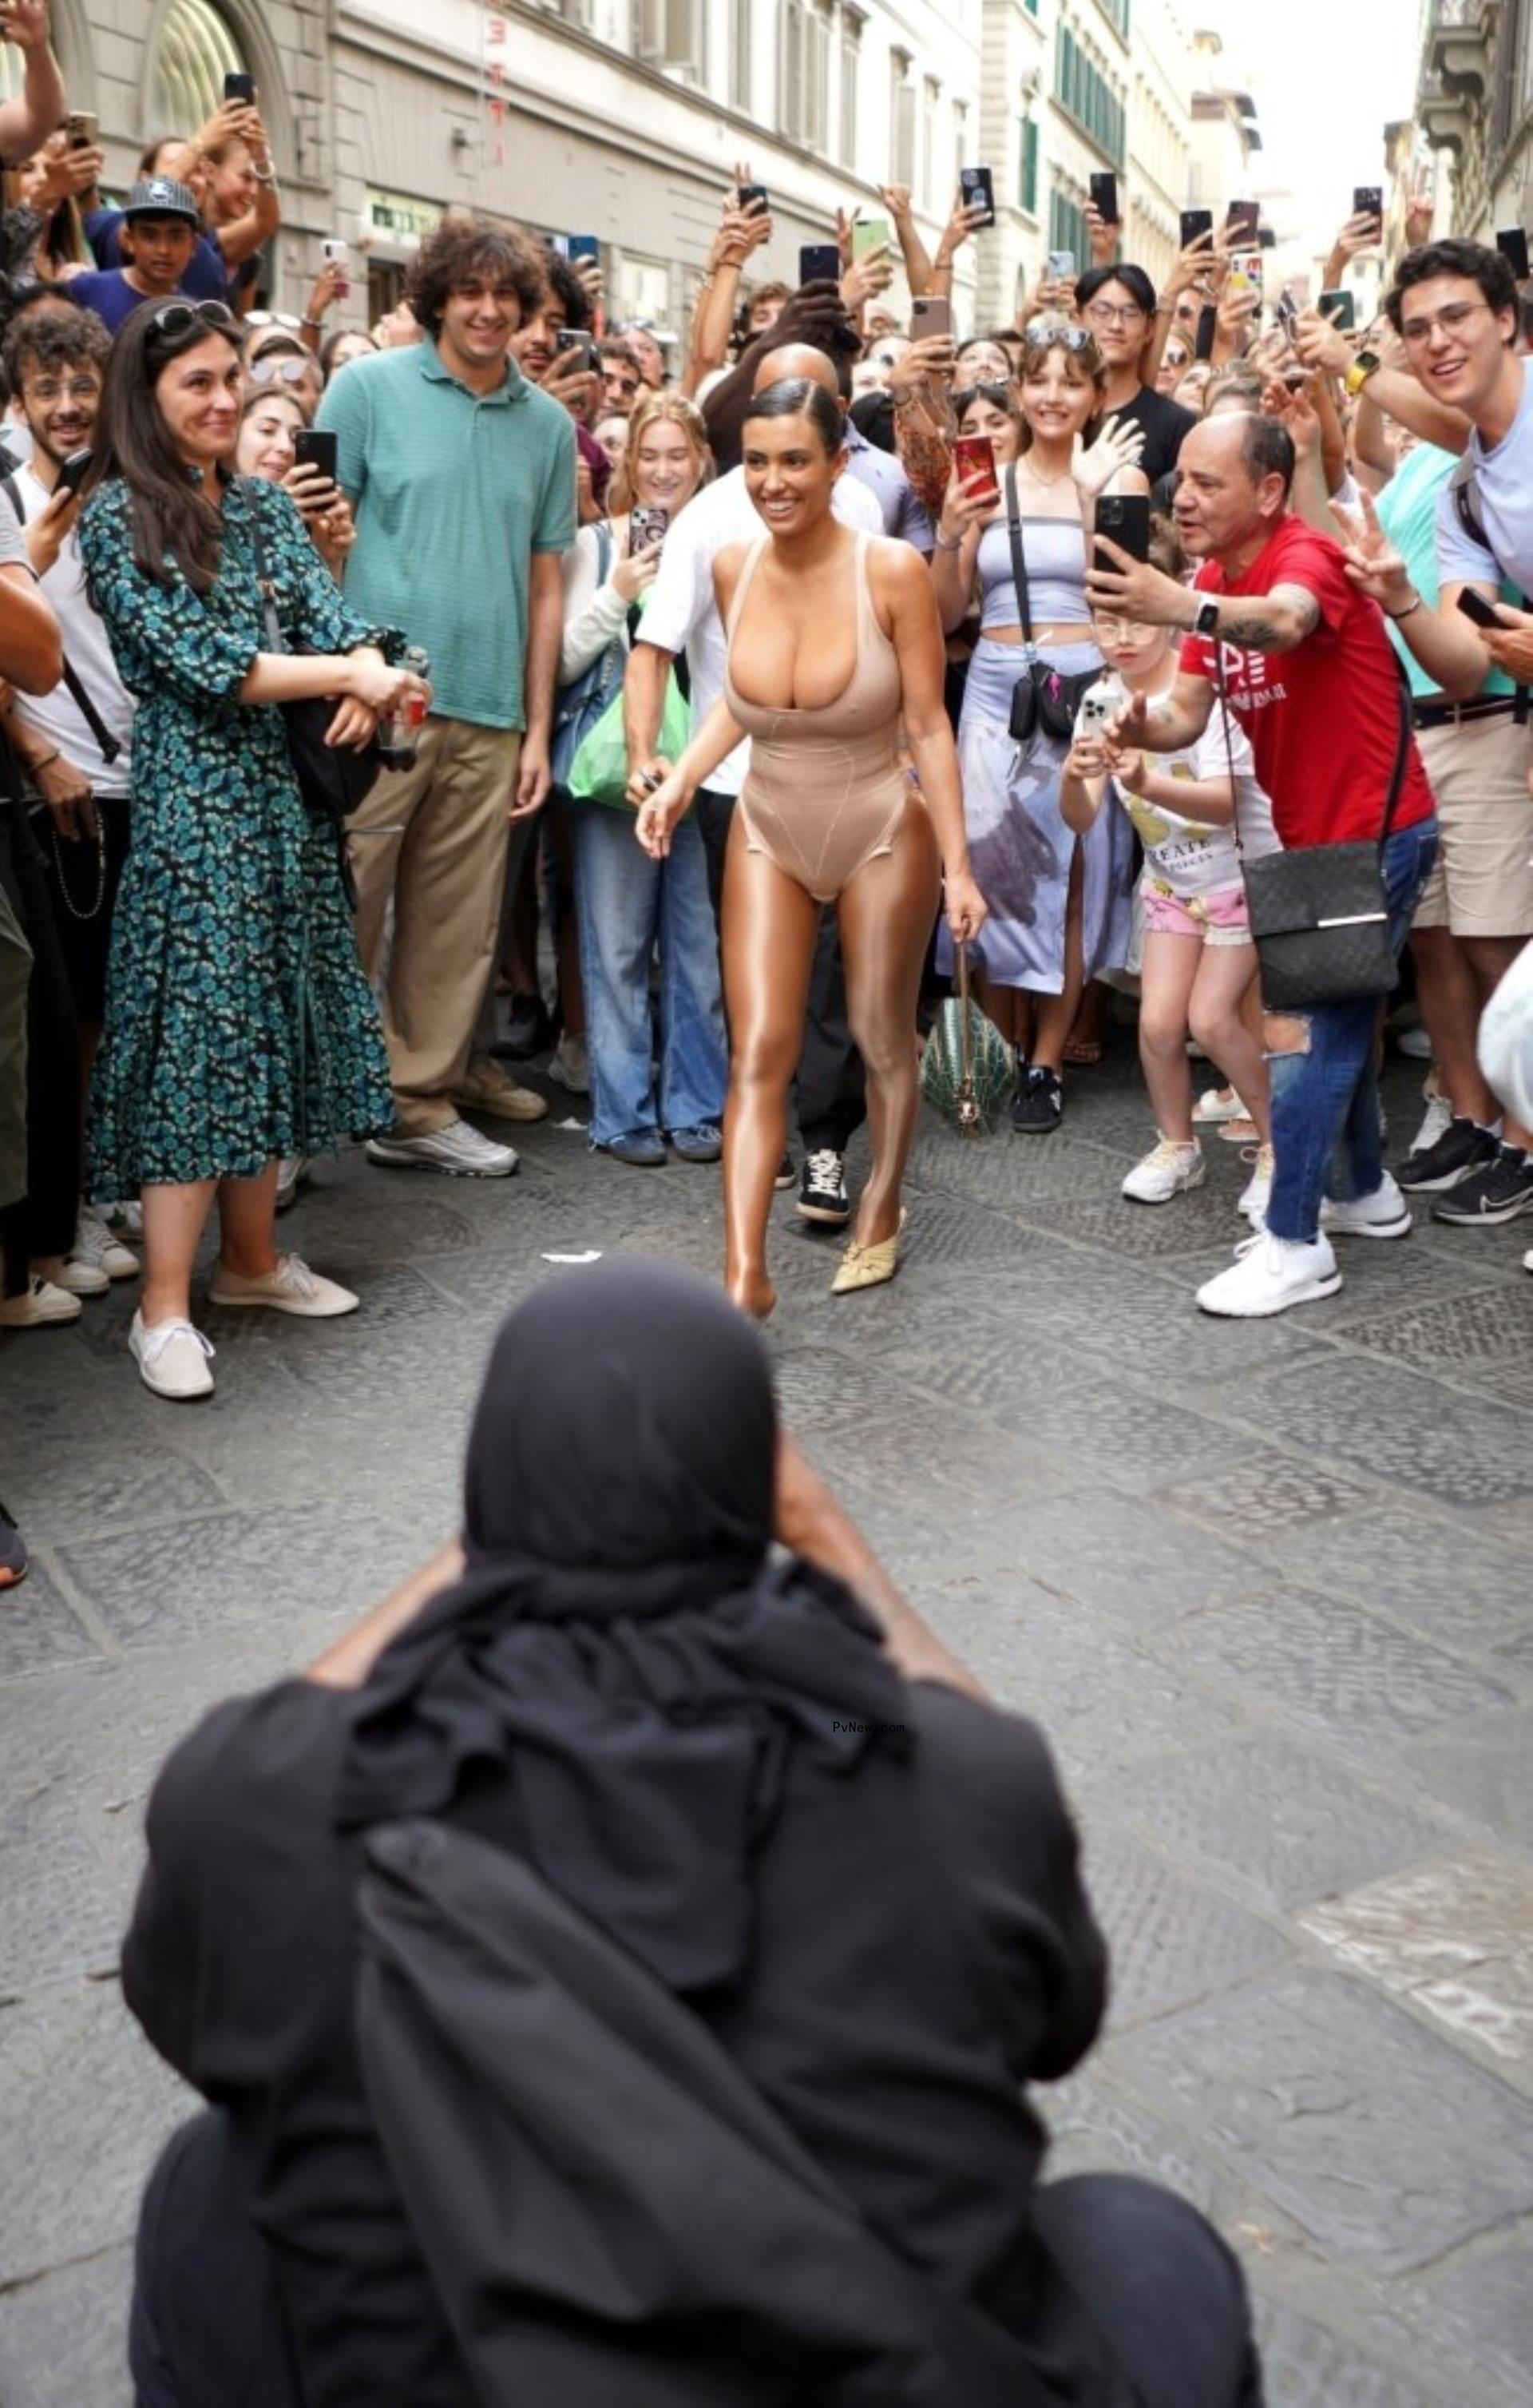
[620,391,713,514]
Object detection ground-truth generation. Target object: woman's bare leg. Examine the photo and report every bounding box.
[1188,945,1270,1144]
[720,823,820,1319]
[1137,931,1203,1141]
[216,1164,282,1281]
[139,1178,218,1327]
[837,803,942,1249]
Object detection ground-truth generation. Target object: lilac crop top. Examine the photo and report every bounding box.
[976,514,1089,633]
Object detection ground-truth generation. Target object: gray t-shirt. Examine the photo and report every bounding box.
[1436,355,1533,593]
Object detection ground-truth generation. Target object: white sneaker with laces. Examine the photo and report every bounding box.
[73,1204,140,1280]
[548,1033,590,1096]
[366,1117,518,1178]
[0,1275,82,1327]
[1122,1136,1205,1204]
[32,1252,109,1297]
[1238,1144,1275,1224]
[130,1311,215,1398]
[1408,1092,1452,1160]
[1320,1171,1412,1240]
[208,1253,359,1318]
[1197,1230,1341,1318]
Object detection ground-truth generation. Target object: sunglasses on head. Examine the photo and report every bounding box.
[1022,319,1093,354]
[248,355,319,388]
[244,311,303,332]
[149,300,238,339]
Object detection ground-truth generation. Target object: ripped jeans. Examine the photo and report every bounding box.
[1265,818,1439,1244]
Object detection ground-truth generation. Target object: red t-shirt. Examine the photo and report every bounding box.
[1178,517,1436,850]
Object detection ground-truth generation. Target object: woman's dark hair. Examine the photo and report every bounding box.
[319,326,378,378]
[88,301,242,593]
[741,375,844,456]
[1385,239,1519,335]
[406,214,548,339]
[1075,262,1158,320]
[2,296,111,392]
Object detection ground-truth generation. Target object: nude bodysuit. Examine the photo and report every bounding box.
[723,530,913,905]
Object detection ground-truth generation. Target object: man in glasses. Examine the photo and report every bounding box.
[67,179,204,335]
[1073,261,1198,486]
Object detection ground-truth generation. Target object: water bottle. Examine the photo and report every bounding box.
[378,645,430,771]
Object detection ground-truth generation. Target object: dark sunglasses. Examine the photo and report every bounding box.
[149,300,237,339]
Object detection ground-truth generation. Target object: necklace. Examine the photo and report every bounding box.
[1019,460,1071,491]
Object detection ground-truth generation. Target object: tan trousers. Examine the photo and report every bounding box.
[351,718,523,1137]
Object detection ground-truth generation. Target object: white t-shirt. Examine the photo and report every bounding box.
[639,463,881,798]
[1436,355,1533,596]
[1118,701,1278,903]
[4,463,136,795]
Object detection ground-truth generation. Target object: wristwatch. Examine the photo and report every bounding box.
[1191,595,1220,639]
[1344,349,1381,399]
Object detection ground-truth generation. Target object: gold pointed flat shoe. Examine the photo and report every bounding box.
[830,1208,907,1296]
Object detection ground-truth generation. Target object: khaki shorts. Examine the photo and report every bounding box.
[1412,708,1533,936]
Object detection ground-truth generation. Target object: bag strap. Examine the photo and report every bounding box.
[242,491,287,658]
[1448,454,1528,728]
[0,470,123,766]
[1002,462,1036,651]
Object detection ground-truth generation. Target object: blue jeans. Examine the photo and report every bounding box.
[570,801,727,1147]
[1266,817,1439,1243]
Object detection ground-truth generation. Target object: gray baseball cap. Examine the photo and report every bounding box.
[122,177,201,227]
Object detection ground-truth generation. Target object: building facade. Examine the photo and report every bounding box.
[1414,0,1532,241]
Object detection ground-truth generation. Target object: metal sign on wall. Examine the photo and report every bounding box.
[363,188,443,246]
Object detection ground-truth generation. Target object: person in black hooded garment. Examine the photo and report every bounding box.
[122,1257,1263,2408]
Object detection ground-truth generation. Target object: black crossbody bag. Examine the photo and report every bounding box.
[1003,462,1098,744]
[1216,645,1413,1010]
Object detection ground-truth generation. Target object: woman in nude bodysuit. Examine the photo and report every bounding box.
[633,379,985,1322]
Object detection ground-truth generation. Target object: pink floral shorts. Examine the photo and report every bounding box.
[1139,881,1252,947]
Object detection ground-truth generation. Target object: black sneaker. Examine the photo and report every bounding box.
[1431,1144,1533,1226]
[1396,1115,1499,1193]
[1011,1064,1063,1134]
[0,1498,26,1589]
[492,992,554,1061]
[798,1148,852,1225]
[774,1151,796,1191]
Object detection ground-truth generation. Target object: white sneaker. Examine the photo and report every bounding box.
[208,1252,359,1318]
[1407,1092,1452,1158]
[1122,1135,1205,1204]
[1396,1023,1432,1061]
[453,1055,549,1123]
[0,1275,81,1327]
[366,1117,519,1178]
[275,1156,309,1213]
[73,1203,139,1281]
[1320,1171,1412,1240]
[31,1252,109,1298]
[130,1311,215,1398]
[1238,1143,1275,1224]
[1198,1229,1342,1318]
[1192,1086,1246,1125]
[548,1033,590,1096]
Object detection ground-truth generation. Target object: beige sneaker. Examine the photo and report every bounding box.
[130,1311,215,1398]
[208,1253,359,1318]
[453,1054,548,1123]
[0,1275,82,1327]
[32,1251,109,1297]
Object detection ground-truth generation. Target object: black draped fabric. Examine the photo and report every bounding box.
[335,1259,911,1992]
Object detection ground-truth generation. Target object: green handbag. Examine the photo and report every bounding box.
[567,592,691,811]
[920,943,1014,1136]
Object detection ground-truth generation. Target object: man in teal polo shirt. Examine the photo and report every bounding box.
[320,216,576,1176]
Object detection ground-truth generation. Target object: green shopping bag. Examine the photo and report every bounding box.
[568,640,691,813]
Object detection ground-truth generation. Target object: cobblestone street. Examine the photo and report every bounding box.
[2,1045,1531,2406]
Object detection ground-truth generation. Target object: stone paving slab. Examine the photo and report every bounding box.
[2,1042,1530,2404]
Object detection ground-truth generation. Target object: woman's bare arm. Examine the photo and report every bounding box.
[304,1541,465,1687]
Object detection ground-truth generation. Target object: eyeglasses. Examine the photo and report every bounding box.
[1398,299,1491,347]
[150,300,237,338]
[248,355,319,388]
[1084,300,1146,327]
[24,376,101,404]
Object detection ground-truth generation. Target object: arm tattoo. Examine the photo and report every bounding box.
[1218,585,1321,652]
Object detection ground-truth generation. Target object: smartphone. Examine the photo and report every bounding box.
[1224,198,1260,247]
[629,505,669,549]
[799,243,842,288]
[1456,588,1506,630]
[293,428,339,485]
[738,183,768,216]
[224,70,257,105]
[1089,172,1120,227]
[953,432,1000,507]
[959,165,996,228]
[1228,249,1264,300]
[66,110,98,149]
[57,448,93,498]
[566,234,600,265]
[1046,248,1075,281]
[1179,208,1214,253]
[1193,303,1218,362]
[555,330,598,370]
[852,216,891,260]
[1495,225,1531,279]
[1317,287,1357,332]
[909,293,952,339]
[1093,492,1151,580]
[1353,185,1384,224]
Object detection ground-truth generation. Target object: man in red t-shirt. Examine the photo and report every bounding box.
[1087,410,1440,1319]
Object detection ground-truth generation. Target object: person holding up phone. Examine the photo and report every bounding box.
[236,391,355,582]
[684,168,774,397]
[0,0,66,174]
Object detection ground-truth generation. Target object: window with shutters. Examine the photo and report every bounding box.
[1049,187,1088,268]
[731,0,751,111]
[636,0,705,77]
[1053,25,1125,165]
[840,10,862,165]
[921,78,941,210]
[1019,112,1039,215]
[780,0,830,148]
[889,50,915,186]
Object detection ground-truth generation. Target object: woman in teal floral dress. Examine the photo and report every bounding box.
[80,300,428,1401]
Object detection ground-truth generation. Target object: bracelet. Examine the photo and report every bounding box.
[1385,595,1423,623]
[299,316,322,331]
[255,169,276,188]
